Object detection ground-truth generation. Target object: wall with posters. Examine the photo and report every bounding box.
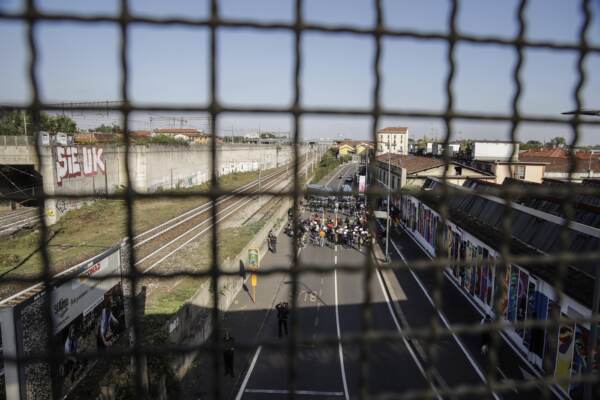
[398,194,598,399]
[0,244,126,400]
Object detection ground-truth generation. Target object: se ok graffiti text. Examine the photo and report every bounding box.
[55,146,106,186]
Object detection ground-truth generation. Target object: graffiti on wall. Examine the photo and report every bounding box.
[56,198,82,216]
[55,146,105,186]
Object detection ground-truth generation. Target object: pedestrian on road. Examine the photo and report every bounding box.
[319,228,326,247]
[267,229,277,253]
[480,315,492,357]
[276,302,289,338]
[223,331,235,377]
[267,230,273,252]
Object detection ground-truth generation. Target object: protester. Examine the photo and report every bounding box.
[276,302,289,338]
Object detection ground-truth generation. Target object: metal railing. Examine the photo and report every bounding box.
[0,1,599,399]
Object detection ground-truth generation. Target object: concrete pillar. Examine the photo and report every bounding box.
[38,146,59,225]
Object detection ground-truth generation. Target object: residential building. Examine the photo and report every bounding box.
[355,142,373,155]
[467,160,548,184]
[373,154,494,190]
[128,130,152,139]
[519,148,600,181]
[338,143,356,156]
[335,140,373,156]
[376,127,409,155]
[153,128,215,144]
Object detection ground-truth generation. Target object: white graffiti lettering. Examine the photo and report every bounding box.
[55,146,106,186]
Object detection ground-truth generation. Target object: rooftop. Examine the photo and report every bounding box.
[153,128,203,136]
[377,127,408,134]
[422,178,599,308]
[375,154,490,176]
[375,154,446,174]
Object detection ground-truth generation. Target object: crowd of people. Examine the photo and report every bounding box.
[284,197,371,250]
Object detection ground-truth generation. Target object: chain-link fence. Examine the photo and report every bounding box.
[1,0,600,399]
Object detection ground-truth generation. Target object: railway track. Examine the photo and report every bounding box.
[0,207,38,236]
[0,157,312,304]
[134,163,303,273]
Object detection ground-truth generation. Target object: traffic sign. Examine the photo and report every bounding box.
[251,273,257,287]
[248,248,259,270]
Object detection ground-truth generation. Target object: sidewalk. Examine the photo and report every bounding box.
[382,222,557,399]
[180,233,294,400]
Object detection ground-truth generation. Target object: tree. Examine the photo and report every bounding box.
[41,114,77,134]
[0,109,77,135]
[0,109,25,135]
[94,123,122,133]
[549,136,566,148]
[521,140,543,150]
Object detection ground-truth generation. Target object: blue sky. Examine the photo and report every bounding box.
[1,0,600,144]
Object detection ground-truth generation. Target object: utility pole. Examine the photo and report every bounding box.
[22,111,28,136]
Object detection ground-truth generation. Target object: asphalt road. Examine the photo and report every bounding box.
[234,162,435,399]
[183,162,542,399]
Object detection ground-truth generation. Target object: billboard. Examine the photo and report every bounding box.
[0,244,125,400]
[358,175,366,193]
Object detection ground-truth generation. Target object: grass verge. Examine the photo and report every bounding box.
[0,167,280,298]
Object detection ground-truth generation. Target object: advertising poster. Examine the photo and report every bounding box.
[555,322,575,393]
[56,285,125,397]
[516,270,529,336]
[500,264,511,317]
[464,243,473,292]
[569,324,589,399]
[507,268,519,321]
[0,245,125,400]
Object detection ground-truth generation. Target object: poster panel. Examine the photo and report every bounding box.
[507,267,519,321]
[358,175,366,193]
[55,285,125,397]
[568,324,589,399]
[51,249,121,334]
[555,321,575,393]
[516,270,529,336]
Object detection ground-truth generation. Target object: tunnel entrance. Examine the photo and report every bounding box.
[0,165,42,208]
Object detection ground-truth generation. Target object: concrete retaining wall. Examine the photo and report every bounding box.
[29,143,307,224]
[165,195,292,378]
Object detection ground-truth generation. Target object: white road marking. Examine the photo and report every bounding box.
[497,366,519,394]
[395,223,564,399]
[334,255,337,265]
[388,238,500,400]
[334,269,350,400]
[375,269,442,400]
[245,389,344,396]
[235,346,262,400]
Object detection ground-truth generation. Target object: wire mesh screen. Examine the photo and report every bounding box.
[0,0,600,399]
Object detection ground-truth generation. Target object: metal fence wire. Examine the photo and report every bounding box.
[1,0,600,399]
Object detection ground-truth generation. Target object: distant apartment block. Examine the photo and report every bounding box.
[377,127,409,155]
